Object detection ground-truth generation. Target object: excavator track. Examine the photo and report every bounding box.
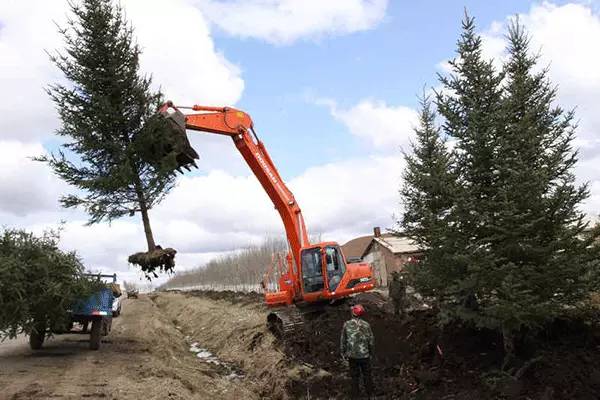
[267,308,305,338]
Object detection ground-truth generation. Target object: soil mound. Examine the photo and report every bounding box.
[280,292,600,399]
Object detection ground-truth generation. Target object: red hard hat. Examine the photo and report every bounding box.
[351,304,365,317]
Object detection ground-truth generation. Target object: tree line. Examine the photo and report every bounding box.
[160,238,288,290]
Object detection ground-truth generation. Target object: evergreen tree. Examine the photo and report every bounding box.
[432,13,505,322]
[485,20,600,341]
[39,0,179,276]
[401,13,600,354]
[398,94,455,299]
[0,228,102,341]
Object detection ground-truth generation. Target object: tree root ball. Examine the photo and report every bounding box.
[128,247,177,278]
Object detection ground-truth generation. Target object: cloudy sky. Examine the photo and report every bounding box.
[1,0,599,285]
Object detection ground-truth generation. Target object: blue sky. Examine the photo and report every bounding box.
[209,0,548,177]
[2,0,599,283]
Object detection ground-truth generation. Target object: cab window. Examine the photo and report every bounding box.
[325,246,346,291]
[301,248,324,293]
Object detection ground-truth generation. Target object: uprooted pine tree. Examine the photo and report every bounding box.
[399,14,600,359]
[40,0,182,278]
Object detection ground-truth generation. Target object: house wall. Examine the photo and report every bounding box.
[363,243,421,287]
[362,246,386,287]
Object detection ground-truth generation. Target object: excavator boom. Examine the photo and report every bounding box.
[159,102,309,270]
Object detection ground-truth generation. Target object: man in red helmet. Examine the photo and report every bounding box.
[340,304,375,398]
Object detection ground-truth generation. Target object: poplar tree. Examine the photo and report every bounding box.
[40,0,181,277]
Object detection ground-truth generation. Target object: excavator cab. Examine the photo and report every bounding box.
[266,242,374,335]
[265,242,374,308]
[300,245,345,294]
[298,242,373,303]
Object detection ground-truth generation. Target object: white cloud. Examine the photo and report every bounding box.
[196,0,388,45]
[0,0,243,142]
[290,155,403,243]
[317,98,419,150]
[0,1,67,141]
[0,141,68,216]
[6,154,402,283]
[123,0,243,106]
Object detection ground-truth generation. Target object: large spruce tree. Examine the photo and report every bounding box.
[398,95,456,300]
[486,21,600,338]
[41,0,179,277]
[427,14,505,323]
[400,14,600,352]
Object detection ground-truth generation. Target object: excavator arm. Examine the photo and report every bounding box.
[158,102,309,270]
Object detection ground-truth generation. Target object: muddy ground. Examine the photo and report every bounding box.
[2,291,600,400]
[280,292,600,399]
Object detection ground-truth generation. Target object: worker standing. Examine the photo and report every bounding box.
[388,271,406,317]
[340,304,375,398]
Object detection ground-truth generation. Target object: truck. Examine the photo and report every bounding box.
[29,273,118,351]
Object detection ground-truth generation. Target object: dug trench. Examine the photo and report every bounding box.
[157,290,600,400]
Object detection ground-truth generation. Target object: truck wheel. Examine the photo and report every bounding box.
[29,329,45,350]
[90,319,101,350]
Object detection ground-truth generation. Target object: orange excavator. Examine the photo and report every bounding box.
[158,101,375,334]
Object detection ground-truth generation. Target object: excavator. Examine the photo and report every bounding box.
[158,101,375,334]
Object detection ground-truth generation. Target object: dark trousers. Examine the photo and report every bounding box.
[349,357,373,397]
[393,299,403,316]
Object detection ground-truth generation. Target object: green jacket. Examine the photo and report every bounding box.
[340,317,374,359]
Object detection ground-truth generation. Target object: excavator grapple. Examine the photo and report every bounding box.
[158,105,199,171]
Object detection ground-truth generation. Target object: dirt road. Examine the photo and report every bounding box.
[0,295,256,400]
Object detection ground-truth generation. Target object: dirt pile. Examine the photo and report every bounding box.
[281,292,600,399]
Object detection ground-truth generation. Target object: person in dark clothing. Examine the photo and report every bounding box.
[340,304,375,398]
[388,271,407,316]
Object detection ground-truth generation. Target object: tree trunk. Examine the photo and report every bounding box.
[501,326,516,370]
[134,177,156,252]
